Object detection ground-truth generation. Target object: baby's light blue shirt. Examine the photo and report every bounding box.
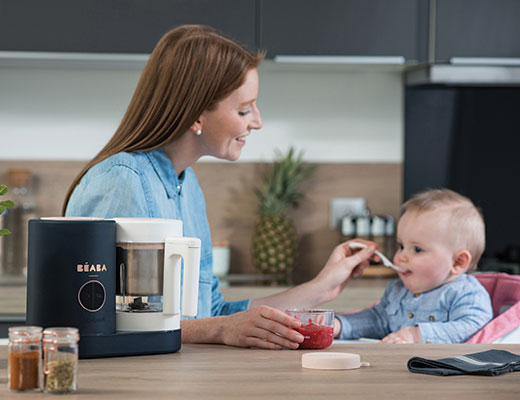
[66,148,251,318]
[337,274,493,343]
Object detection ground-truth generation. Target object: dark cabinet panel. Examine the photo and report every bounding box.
[435,0,520,61]
[405,86,520,259]
[258,0,429,61]
[0,0,255,53]
[404,87,457,200]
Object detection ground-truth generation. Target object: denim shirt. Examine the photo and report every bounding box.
[66,148,251,318]
[337,274,493,343]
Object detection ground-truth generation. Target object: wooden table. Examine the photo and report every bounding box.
[1,343,519,399]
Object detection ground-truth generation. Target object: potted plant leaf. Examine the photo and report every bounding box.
[0,184,16,236]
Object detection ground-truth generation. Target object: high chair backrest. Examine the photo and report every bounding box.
[466,272,520,344]
[473,273,520,317]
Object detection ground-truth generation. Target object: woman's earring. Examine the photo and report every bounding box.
[196,129,202,136]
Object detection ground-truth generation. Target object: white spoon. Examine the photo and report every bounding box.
[348,242,405,273]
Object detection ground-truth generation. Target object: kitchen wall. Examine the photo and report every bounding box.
[0,62,403,282]
[0,62,403,162]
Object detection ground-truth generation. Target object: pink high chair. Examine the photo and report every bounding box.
[466,273,520,343]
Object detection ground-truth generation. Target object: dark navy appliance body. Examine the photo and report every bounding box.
[26,219,116,334]
[26,218,181,358]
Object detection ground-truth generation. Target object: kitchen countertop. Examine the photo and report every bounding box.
[220,278,388,313]
[0,278,389,316]
[1,343,519,399]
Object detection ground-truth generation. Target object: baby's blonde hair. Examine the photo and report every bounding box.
[401,189,485,270]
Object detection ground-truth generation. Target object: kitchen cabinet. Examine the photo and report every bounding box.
[258,0,429,62]
[0,0,256,53]
[435,0,520,62]
[3,0,520,64]
[404,85,520,258]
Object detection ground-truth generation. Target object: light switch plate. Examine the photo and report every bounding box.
[329,197,367,229]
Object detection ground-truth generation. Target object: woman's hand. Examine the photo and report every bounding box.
[219,305,304,350]
[246,239,378,323]
[312,239,377,303]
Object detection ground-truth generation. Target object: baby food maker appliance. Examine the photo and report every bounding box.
[26,217,200,358]
[114,218,201,333]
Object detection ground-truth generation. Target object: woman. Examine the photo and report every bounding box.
[64,25,376,349]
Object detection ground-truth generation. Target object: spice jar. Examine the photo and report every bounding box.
[43,327,80,394]
[8,326,43,391]
[370,215,387,253]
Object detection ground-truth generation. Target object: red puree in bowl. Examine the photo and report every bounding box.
[295,318,334,349]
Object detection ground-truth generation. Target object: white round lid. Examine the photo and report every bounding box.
[302,352,369,370]
[114,218,183,243]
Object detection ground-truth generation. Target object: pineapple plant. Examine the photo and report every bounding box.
[252,147,316,282]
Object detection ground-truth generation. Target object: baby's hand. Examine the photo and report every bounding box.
[380,326,422,344]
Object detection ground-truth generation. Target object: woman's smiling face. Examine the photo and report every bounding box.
[198,68,262,161]
[393,209,459,294]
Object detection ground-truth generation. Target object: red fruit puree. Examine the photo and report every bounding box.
[295,318,334,349]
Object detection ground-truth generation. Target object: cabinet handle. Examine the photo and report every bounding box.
[0,51,149,69]
[273,55,405,65]
[406,64,520,85]
[450,57,520,66]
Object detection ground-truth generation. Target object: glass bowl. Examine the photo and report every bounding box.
[285,309,335,349]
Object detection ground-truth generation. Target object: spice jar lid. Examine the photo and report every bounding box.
[8,326,43,342]
[43,327,80,344]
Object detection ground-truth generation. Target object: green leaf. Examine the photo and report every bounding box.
[254,146,316,216]
[0,184,7,196]
[0,228,11,236]
[0,200,15,209]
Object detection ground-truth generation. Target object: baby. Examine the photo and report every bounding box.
[336,188,493,344]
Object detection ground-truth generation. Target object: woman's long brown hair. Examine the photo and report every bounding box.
[62,25,263,215]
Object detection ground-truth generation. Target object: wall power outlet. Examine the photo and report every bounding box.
[329,197,367,229]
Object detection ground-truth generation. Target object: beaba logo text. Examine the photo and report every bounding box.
[77,263,108,273]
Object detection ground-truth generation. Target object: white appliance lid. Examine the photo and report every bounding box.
[114,218,183,243]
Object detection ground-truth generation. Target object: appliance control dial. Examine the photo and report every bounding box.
[78,280,106,312]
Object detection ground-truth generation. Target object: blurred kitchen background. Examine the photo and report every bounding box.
[1,0,520,290]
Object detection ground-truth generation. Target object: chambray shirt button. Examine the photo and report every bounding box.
[176,184,182,194]
[429,315,435,321]
[408,312,414,319]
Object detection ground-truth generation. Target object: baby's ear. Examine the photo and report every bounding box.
[452,249,472,275]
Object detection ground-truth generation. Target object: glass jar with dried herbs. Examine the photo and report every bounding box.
[43,327,79,394]
[8,326,43,391]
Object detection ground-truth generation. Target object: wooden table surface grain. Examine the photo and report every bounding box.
[1,343,519,399]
